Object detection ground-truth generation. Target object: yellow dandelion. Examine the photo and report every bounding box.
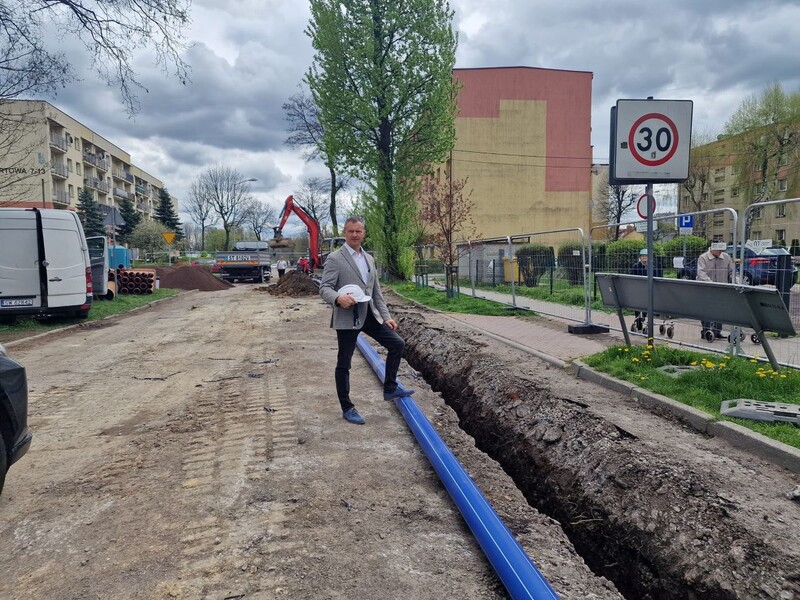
[758,373,766,378]
[631,357,640,363]
[750,359,757,364]
[624,348,629,352]
[690,361,698,366]
[781,375,787,379]
[646,344,654,350]
[719,362,726,368]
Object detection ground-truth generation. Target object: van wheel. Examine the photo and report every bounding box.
[76,310,90,319]
[0,315,16,325]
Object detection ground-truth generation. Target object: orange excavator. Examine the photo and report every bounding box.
[270,195,344,271]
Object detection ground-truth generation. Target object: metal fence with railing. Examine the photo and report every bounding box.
[420,200,800,368]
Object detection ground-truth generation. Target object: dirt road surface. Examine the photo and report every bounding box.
[0,286,623,600]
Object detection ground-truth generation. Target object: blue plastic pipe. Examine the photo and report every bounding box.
[356,335,559,600]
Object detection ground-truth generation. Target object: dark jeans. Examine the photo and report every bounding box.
[277,269,285,278]
[335,310,405,412]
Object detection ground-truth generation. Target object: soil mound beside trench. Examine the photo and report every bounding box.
[265,271,319,297]
[154,266,233,291]
[396,307,800,600]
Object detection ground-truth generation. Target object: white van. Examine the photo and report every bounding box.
[0,208,93,324]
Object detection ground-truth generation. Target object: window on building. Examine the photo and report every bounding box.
[751,230,762,240]
[731,187,739,197]
[702,192,708,203]
[68,184,74,198]
[714,167,725,175]
[776,229,786,243]
[713,189,725,203]
[755,162,762,172]
[776,204,786,218]
[778,179,787,192]
[77,187,82,197]
[75,138,80,150]
[67,159,72,172]
[712,234,725,243]
[752,207,762,220]
[76,163,81,175]
[713,218,724,227]
[779,153,788,166]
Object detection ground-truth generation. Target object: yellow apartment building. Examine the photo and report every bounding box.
[0,100,172,219]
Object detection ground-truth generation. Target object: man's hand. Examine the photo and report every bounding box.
[385,319,398,331]
[337,293,357,309]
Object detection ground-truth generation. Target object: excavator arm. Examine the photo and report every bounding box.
[271,195,322,269]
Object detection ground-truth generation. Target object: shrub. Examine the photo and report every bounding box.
[515,244,554,286]
[557,241,586,285]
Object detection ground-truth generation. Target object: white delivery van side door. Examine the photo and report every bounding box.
[40,211,92,312]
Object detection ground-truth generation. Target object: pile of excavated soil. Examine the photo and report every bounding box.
[266,271,319,297]
[154,266,232,292]
[396,306,800,600]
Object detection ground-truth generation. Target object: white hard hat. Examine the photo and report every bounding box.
[338,284,371,303]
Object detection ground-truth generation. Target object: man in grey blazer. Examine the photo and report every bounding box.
[319,216,414,425]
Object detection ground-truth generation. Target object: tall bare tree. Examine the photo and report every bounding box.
[594,171,636,240]
[243,199,278,241]
[283,88,349,235]
[418,173,476,293]
[0,0,190,114]
[294,176,331,230]
[681,133,718,239]
[193,166,252,251]
[184,180,219,251]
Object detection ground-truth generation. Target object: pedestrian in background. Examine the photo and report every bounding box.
[697,242,735,338]
[630,249,662,330]
[319,216,414,425]
[276,256,288,279]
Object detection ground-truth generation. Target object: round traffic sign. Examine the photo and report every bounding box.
[628,112,679,167]
[636,193,656,219]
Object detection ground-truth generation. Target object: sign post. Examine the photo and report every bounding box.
[162,232,176,265]
[610,98,693,339]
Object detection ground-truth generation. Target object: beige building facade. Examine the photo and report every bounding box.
[446,67,594,240]
[0,100,170,218]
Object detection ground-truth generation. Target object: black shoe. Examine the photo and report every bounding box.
[383,387,415,401]
[343,407,365,425]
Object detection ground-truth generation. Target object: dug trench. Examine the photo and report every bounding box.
[395,306,800,600]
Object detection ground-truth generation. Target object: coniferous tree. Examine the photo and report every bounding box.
[77,188,106,237]
[117,196,142,244]
[154,188,184,239]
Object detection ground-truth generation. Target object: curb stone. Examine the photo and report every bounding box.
[3,290,195,350]
[574,360,800,474]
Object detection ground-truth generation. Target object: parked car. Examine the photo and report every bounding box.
[191,258,221,274]
[0,343,32,496]
[677,246,798,287]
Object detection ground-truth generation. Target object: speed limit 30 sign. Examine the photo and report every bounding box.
[610,99,693,184]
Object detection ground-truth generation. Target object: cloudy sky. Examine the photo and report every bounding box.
[41,0,800,222]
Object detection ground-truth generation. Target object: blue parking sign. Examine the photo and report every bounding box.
[678,214,693,228]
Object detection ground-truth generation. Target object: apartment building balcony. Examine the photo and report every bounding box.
[96,180,109,194]
[51,162,68,179]
[82,153,110,172]
[112,168,129,181]
[135,183,150,196]
[113,187,131,200]
[51,189,69,205]
[137,201,151,213]
[83,177,103,191]
[49,133,67,152]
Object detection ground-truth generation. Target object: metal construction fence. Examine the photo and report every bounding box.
[434,199,800,368]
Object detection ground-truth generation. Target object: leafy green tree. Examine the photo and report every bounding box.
[306,0,458,279]
[116,196,141,244]
[129,219,169,258]
[76,188,106,237]
[154,188,183,240]
[724,83,800,210]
